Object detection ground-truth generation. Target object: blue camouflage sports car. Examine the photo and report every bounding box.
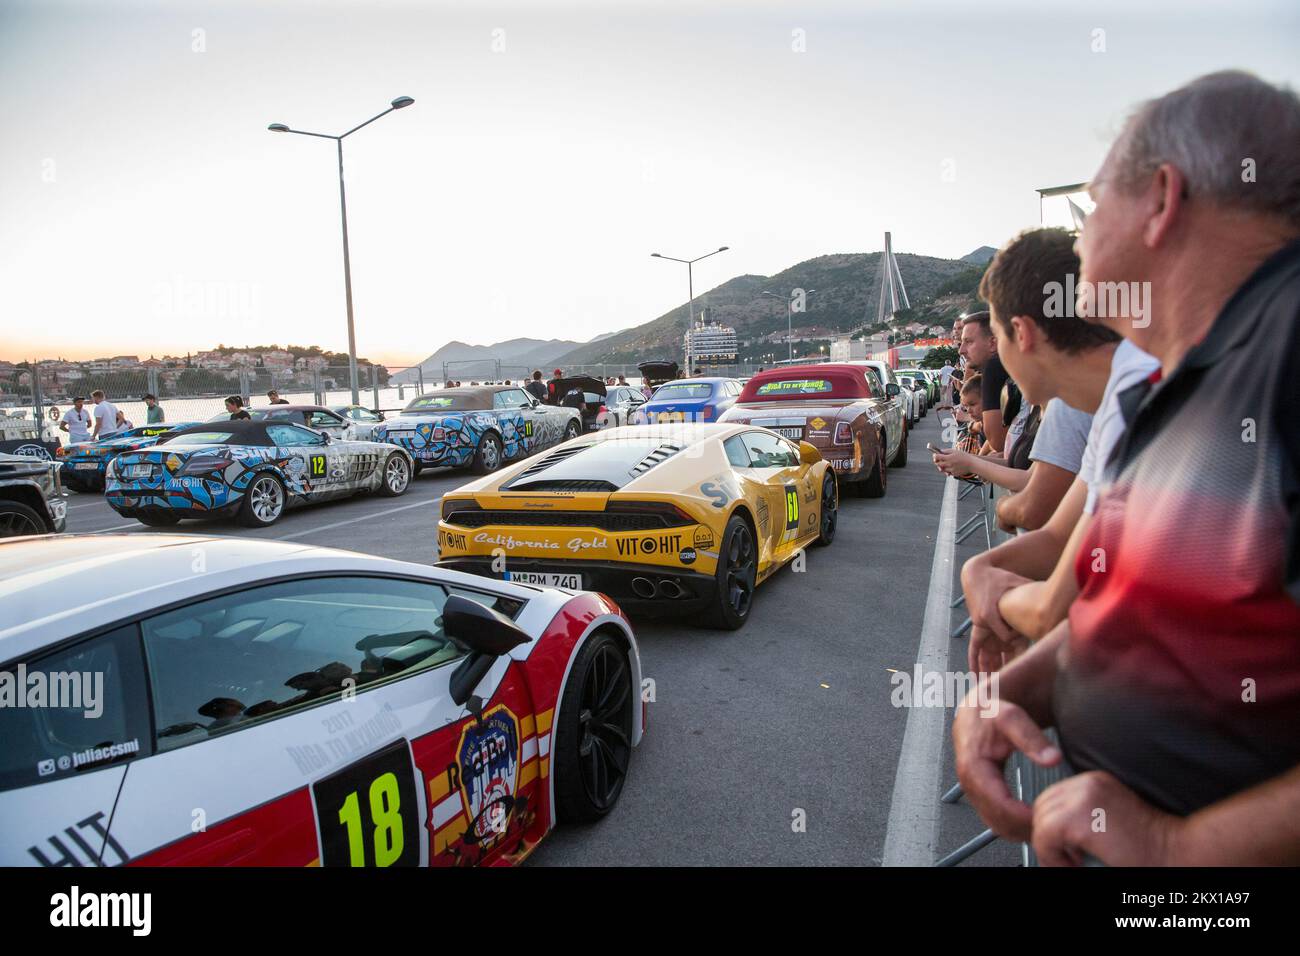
[57,422,202,492]
[374,384,583,475]
[105,419,415,528]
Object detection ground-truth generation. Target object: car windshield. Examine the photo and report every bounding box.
[653,383,713,400]
[404,395,474,412]
[248,409,301,421]
[755,378,834,397]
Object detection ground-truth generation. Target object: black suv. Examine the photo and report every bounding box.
[0,452,68,537]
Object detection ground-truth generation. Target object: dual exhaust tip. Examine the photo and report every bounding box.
[631,576,685,600]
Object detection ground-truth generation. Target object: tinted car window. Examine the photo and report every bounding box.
[740,431,798,468]
[493,389,530,409]
[266,423,325,446]
[654,383,713,400]
[309,411,343,427]
[724,435,752,468]
[0,625,150,793]
[139,577,497,753]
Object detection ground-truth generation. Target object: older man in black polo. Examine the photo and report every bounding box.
[954,70,1300,865]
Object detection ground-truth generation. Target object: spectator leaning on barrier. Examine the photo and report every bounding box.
[958,313,1011,453]
[960,235,1159,667]
[955,70,1300,866]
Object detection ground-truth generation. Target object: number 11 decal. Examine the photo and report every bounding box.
[312,739,421,866]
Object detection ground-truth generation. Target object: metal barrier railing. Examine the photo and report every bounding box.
[935,455,1070,867]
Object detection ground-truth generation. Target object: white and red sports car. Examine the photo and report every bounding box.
[0,534,643,867]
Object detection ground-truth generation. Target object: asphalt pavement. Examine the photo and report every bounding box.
[62,413,1019,866]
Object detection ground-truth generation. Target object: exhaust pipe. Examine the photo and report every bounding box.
[658,579,684,599]
[630,577,657,599]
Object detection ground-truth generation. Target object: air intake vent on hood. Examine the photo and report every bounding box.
[507,443,594,485]
[628,443,683,478]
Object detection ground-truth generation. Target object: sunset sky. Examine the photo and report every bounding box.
[3,0,1297,366]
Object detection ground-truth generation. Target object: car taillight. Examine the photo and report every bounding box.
[441,497,481,522]
[700,406,712,420]
[599,405,608,415]
[55,446,66,458]
[834,421,853,444]
[605,500,696,527]
[178,454,230,476]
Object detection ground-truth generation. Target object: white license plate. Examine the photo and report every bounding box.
[74,462,99,470]
[775,427,804,439]
[123,464,154,478]
[510,571,581,589]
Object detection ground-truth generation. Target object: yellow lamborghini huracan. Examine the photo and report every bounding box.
[435,423,838,629]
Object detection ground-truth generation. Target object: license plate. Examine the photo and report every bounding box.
[124,464,154,478]
[775,427,804,440]
[74,462,99,470]
[509,571,582,589]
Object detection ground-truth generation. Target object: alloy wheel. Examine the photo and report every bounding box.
[576,643,633,811]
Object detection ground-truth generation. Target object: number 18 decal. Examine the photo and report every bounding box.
[312,739,421,866]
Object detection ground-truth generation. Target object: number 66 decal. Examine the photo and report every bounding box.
[312,739,421,866]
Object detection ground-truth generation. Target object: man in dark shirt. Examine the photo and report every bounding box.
[954,71,1300,865]
[958,311,1010,452]
[524,370,547,403]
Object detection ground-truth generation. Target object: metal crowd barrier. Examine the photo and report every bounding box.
[935,468,1069,867]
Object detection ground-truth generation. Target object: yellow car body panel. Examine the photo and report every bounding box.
[434,423,834,607]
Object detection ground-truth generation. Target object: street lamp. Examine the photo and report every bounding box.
[651,246,729,376]
[761,289,816,362]
[267,95,415,405]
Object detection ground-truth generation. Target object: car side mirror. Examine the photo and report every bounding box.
[317,430,331,443]
[886,383,901,397]
[444,595,533,707]
[798,440,822,466]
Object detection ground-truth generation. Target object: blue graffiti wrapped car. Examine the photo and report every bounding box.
[58,422,202,492]
[373,384,582,475]
[105,419,414,528]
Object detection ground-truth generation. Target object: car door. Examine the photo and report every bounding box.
[266,422,343,500]
[0,624,150,866]
[309,409,353,442]
[492,388,537,459]
[733,430,808,568]
[107,574,538,867]
[863,369,902,461]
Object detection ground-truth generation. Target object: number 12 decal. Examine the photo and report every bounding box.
[309,454,326,477]
[312,739,421,866]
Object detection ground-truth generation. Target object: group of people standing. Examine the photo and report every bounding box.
[922,70,1300,866]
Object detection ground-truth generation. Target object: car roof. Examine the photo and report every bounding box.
[0,534,560,661]
[655,377,733,387]
[161,420,276,445]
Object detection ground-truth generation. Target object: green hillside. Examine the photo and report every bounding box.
[554,251,976,366]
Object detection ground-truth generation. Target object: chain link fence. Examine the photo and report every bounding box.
[2,362,437,450]
[2,356,821,454]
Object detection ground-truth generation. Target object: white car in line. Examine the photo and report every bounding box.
[0,534,644,867]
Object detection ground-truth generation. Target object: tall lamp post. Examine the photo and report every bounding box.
[651,246,729,376]
[761,289,816,363]
[268,95,415,405]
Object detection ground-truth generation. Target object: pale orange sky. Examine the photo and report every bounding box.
[4,0,1297,368]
